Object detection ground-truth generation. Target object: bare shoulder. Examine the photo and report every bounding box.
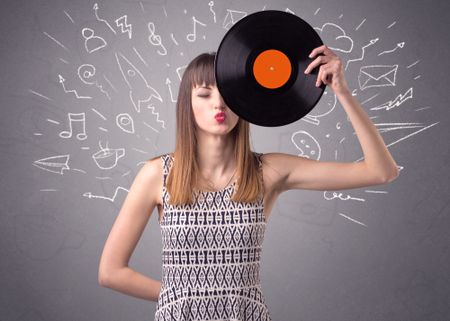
[143,153,169,206]
[258,152,288,194]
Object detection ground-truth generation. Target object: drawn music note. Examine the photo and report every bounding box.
[187,16,206,42]
[147,22,167,55]
[59,112,87,140]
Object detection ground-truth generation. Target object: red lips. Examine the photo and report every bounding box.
[215,112,226,122]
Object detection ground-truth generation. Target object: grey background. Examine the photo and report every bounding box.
[1,0,449,320]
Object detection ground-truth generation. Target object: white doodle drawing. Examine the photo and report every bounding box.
[223,9,247,30]
[60,112,88,140]
[147,22,167,55]
[378,42,405,56]
[355,18,366,31]
[314,8,320,15]
[365,190,388,194]
[91,107,106,120]
[302,88,337,126]
[63,10,74,24]
[387,21,396,29]
[170,33,179,46]
[43,31,69,52]
[58,74,92,99]
[176,65,187,80]
[115,15,132,39]
[314,23,354,53]
[47,118,59,125]
[360,93,380,105]
[132,147,148,154]
[103,75,117,92]
[285,8,295,14]
[324,191,365,202]
[345,37,379,70]
[95,176,111,180]
[370,88,413,111]
[187,16,207,42]
[291,130,321,160]
[59,58,69,64]
[92,141,125,170]
[162,5,168,18]
[33,154,70,174]
[358,65,398,90]
[166,77,177,103]
[29,89,52,101]
[354,122,439,162]
[143,121,160,134]
[338,213,367,227]
[116,113,135,134]
[77,64,111,100]
[83,186,129,202]
[115,51,163,113]
[82,27,107,53]
[93,3,116,34]
[146,103,166,129]
[413,75,421,80]
[133,46,148,67]
[208,1,216,23]
[406,60,420,69]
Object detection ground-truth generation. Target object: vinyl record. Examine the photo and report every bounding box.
[215,10,325,127]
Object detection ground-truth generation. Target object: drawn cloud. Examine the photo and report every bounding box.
[314,23,353,53]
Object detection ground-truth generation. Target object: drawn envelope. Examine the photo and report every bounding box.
[358,65,398,90]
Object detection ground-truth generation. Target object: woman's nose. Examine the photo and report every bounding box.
[213,95,226,109]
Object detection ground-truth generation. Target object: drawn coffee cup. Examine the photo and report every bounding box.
[92,147,125,169]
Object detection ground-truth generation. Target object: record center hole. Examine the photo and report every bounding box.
[253,49,291,89]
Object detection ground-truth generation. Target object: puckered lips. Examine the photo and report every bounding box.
[214,112,226,122]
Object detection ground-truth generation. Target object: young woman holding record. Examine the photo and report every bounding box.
[98,20,399,319]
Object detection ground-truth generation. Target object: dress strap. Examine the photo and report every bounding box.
[161,153,173,187]
[254,152,264,169]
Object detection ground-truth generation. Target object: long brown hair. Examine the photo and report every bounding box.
[160,52,263,205]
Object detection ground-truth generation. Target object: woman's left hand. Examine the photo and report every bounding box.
[304,45,350,96]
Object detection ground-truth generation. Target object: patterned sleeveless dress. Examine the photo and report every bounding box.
[154,152,271,321]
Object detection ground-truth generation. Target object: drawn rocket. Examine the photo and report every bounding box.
[115,52,163,113]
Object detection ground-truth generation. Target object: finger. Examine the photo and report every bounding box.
[309,45,334,58]
[320,66,331,85]
[304,55,330,74]
[309,45,326,58]
[316,66,324,87]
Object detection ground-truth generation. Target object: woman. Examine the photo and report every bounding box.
[98,45,399,320]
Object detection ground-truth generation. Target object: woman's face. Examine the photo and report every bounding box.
[191,83,239,136]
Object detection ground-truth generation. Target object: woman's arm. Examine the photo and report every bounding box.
[336,90,399,178]
[269,45,399,192]
[98,157,162,302]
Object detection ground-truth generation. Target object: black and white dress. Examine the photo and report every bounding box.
[154,152,272,321]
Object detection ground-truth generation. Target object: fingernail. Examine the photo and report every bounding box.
[308,53,313,58]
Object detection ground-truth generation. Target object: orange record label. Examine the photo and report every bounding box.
[252,49,292,89]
